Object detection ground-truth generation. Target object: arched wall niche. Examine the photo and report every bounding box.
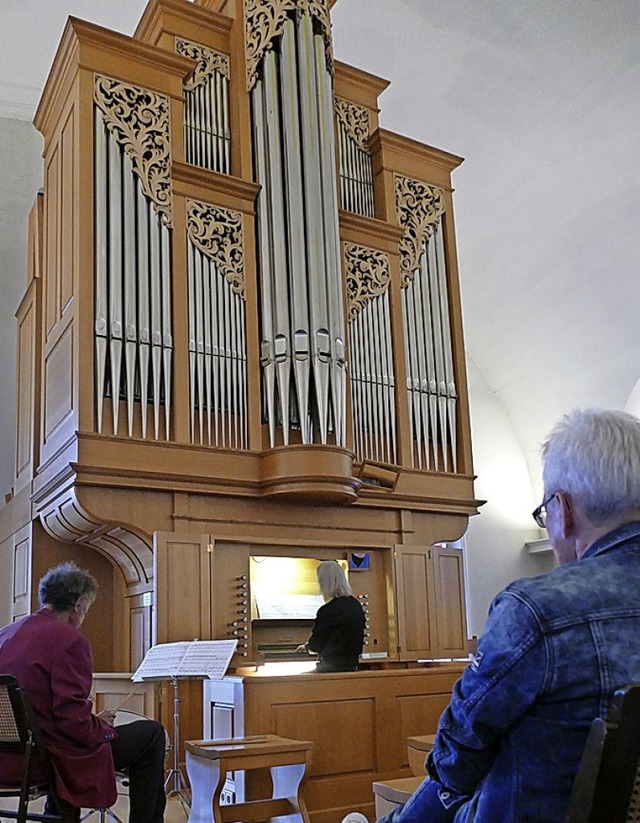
[34,489,156,671]
[31,522,128,671]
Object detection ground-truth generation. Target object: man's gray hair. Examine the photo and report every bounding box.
[317,560,352,600]
[38,561,98,611]
[542,408,640,525]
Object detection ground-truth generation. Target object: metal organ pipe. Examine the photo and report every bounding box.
[402,221,457,472]
[298,12,330,444]
[252,81,278,448]
[263,49,293,445]
[94,108,108,436]
[280,18,311,444]
[315,31,347,448]
[94,99,173,442]
[181,41,230,175]
[107,124,124,436]
[252,10,346,447]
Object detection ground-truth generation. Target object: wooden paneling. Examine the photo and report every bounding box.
[60,109,75,314]
[273,697,376,776]
[12,526,31,621]
[395,545,469,661]
[91,673,156,718]
[394,547,437,660]
[433,547,468,658]
[42,319,73,443]
[395,692,454,768]
[15,195,43,494]
[44,143,59,337]
[15,295,37,489]
[205,665,466,823]
[130,603,152,671]
[154,532,212,644]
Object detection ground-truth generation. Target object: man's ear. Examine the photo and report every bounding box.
[556,492,575,539]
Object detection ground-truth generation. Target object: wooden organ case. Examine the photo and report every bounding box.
[1,0,481,817]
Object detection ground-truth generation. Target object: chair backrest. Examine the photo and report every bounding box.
[0,675,36,751]
[0,674,56,783]
[564,684,640,823]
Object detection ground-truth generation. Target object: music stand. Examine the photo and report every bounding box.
[131,639,238,814]
[164,674,193,812]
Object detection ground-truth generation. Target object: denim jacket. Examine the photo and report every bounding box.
[380,522,640,823]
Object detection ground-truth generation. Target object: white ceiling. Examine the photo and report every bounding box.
[1,0,639,486]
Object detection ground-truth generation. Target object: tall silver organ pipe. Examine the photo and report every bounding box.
[335,97,375,219]
[186,200,247,450]
[251,10,346,447]
[346,244,396,465]
[178,40,231,174]
[402,220,457,472]
[93,78,173,441]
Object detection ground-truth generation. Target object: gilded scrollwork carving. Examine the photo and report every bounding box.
[395,174,445,285]
[176,38,230,90]
[245,0,333,91]
[187,200,245,299]
[94,75,172,226]
[335,97,369,151]
[344,242,390,320]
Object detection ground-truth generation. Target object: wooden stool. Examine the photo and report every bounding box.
[406,734,437,776]
[185,734,313,823]
[372,776,424,818]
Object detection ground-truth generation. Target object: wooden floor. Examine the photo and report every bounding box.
[87,791,189,823]
[1,792,189,823]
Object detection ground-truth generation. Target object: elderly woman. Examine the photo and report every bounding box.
[0,562,167,823]
[298,560,365,672]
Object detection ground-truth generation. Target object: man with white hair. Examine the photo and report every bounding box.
[378,408,640,822]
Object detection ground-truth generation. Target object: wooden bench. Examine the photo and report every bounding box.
[185,734,313,823]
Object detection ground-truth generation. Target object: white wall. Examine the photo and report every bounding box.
[0,117,43,499]
[464,358,556,637]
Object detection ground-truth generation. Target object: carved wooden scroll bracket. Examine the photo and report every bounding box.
[38,488,153,586]
[344,242,390,320]
[187,199,245,298]
[176,38,230,89]
[394,174,445,286]
[245,0,333,91]
[94,74,172,227]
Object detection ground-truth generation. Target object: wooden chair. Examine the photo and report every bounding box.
[0,674,64,823]
[565,683,640,822]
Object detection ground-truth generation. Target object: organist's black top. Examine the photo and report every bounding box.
[307,595,365,672]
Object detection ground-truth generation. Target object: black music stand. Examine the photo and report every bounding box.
[131,640,238,815]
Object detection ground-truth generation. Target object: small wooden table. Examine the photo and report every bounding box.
[372,776,424,818]
[406,734,437,776]
[185,734,313,823]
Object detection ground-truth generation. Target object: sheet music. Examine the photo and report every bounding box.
[256,593,324,620]
[132,639,237,682]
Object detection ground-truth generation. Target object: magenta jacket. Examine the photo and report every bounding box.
[0,608,118,808]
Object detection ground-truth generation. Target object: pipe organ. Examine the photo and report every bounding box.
[2,0,482,782]
[0,2,484,816]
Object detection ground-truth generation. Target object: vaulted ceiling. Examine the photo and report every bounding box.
[1,0,639,488]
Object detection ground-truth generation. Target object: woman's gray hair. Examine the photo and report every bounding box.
[38,561,98,612]
[542,408,640,525]
[317,560,352,600]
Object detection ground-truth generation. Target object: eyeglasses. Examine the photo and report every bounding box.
[532,493,556,529]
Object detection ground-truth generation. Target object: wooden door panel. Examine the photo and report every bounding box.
[433,547,468,658]
[154,532,211,643]
[394,546,437,660]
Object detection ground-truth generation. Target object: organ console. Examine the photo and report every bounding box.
[1,0,482,817]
